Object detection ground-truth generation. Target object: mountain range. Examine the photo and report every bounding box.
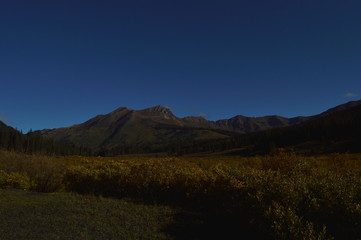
[37,100,361,154]
[174,100,361,155]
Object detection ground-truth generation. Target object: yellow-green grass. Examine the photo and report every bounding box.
[0,189,174,240]
[2,150,361,239]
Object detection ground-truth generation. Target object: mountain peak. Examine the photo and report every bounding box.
[112,106,132,112]
[320,100,361,116]
[142,105,172,114]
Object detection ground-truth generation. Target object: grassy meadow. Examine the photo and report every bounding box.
[0,189,174,240]
[1,150,361,239]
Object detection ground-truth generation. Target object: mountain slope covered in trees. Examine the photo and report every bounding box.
[2,100,360,156]
[38,106,238,154]
[0,121,87,155]
[38,100,361,155]
[168,101,361,155]
[38,105,313,154]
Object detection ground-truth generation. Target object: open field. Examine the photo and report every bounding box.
[1,150,361,239]
[0,189,174,240]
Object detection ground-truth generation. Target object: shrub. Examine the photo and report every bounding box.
[266,203,332,240]
[0,151,66,192]
[0,170,32,190]
[25,158,66,192]
[2,150,361,239]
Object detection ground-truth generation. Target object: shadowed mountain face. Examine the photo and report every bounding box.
[213,115,308,133]
[175,100,361,155]
[39,100,361,151]
[0,121,84,155]
[319,100,361,116]
[0,121,7,129]
[0,121,17,133]
[39,106,235,150]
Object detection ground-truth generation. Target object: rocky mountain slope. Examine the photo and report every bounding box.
[39,106,236,150]
[39,100,361,152]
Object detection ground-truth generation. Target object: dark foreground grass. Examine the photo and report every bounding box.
[0,189,174,240]
[0,189,260,240]
[5,151,359,239]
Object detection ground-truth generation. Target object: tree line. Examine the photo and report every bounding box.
[1,104,360,157]
[0,122,91,155]
[164,104,361,155]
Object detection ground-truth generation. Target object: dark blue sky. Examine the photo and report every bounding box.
[1,0,360,132]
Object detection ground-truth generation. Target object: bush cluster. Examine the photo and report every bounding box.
[0,170,32,190]
[1,150,361,239]
[0,151,65,192]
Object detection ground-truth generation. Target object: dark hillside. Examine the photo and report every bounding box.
[168,103,361,155]
[38,106,239,155]
[0,121,87,155]
[31,100,361,156]
[38,104,315,155]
